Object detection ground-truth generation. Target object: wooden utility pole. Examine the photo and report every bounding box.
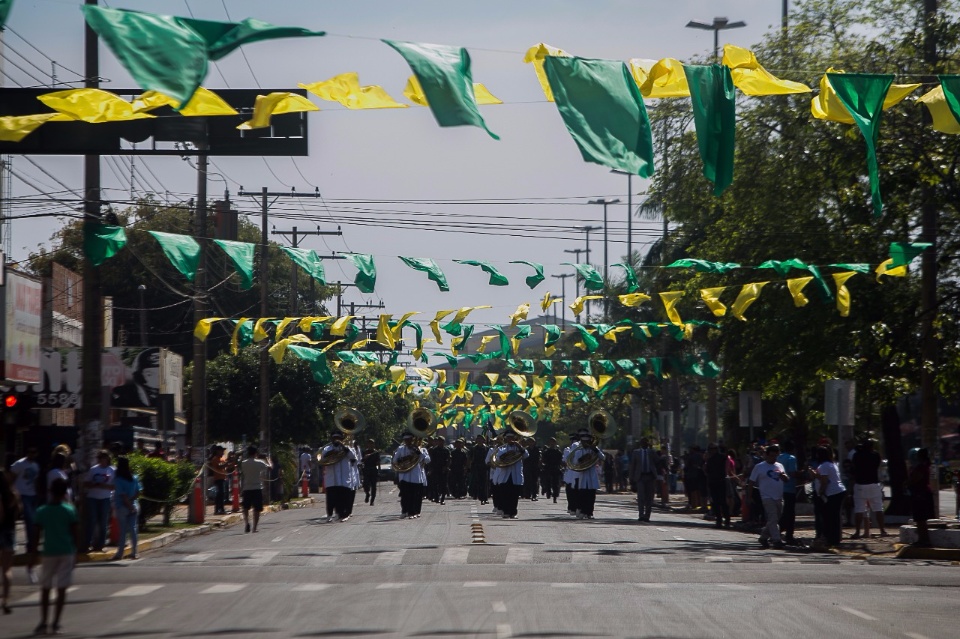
[271,225,341,315]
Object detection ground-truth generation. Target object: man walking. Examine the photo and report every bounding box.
[393,432,430,519]
[522,438,541,501]
[10,447,40,583]
[490,432,528,519]
[851,439,887,538]
[746,444,789,549]
[34,478,77,636]
[240,445,269,533]
[630,438,660,522]
[562,433,581,516]
[82,450,115,553]
[570,433,604,519]
[361,439,381,506]
[321,432,359,522]
[541,438,564,504]
[448,439,469,499]
[468,435,490,505]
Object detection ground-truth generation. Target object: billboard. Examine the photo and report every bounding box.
[3,271,42,383]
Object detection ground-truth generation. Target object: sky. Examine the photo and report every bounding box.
[1,0,790,346]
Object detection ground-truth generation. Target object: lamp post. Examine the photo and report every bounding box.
[610,170,637,261]
[587,198,620,285]
[573,224,601,319]
[138,284,147,347]
[685,16,747,62]
[551,273,572,329]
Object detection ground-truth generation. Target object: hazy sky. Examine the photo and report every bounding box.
[2,0,789,337]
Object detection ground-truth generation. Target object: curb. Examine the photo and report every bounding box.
[894,543,960,562]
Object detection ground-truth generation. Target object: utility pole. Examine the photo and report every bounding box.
[551,273,571,329]
[610,170,635,260]
[188,145,208,524]
[271,225,342,315]
[79,0,104,471]
[562,248,587,305]
[573,225,601,319]
[587,198,620,285]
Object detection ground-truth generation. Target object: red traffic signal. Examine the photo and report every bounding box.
[4,394,17,408]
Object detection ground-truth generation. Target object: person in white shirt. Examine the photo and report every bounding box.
[570,433,605,519]
[10,447,40,582]
[815,446,847,546]
[491,432,529,519]
[298,447,313,485]
[392,432,430,519]
[46,452,72,505]
[240,446,270,533]
[320,432,359,522]
[746,445,789,549]
[83,450,115,553]
[562,433,581,516]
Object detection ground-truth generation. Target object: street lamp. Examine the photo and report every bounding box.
[610,170,639,261]
[685,16,746,62]
[586,199,619,285]
[551,273,572,329]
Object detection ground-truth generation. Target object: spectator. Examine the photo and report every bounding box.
[777,441,799,544]
[47,453,72,505]
[747,444,789,549]
[208,447,229,515]
[34,478,78,636]
[82,450,115,553]
[907,448,934,548]
[240,446,269,533]
[704,443,730,528]
[112,457,141,560]
[10,447,40,584]
[815,446,846,546]
[851,439,887,538]
[1,469,22,614]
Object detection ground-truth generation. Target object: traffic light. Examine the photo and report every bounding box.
[4,393,17,409]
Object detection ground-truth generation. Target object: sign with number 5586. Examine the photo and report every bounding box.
[34,392,80,408]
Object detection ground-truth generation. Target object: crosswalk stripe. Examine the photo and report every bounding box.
[505,547,532,564]
[121,607,156,623]
[18,586,78,604]
[307,556,338,567]
[200,584,246,594]
[247,550,279,565]
[291,584,332,592]
[112,585,164,597]
[376,582,409,589]
[464,581,497,587]
[182,552,214,563]
[705,556,734,563]
[373,550,406,566]
[440,547,470,565]
[717,584,753,590]
[772,557,800,563]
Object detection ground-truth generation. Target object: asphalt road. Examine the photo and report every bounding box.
[5,486,959,638]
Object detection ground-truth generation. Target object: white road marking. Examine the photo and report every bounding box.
[717,584,753,590]
[571,551,599,563]
[656,528,668,532]
[505,547,532,564]
[889,586,921,591]
[772,557,800,563]
[271,537,284,543]
[634,583,669,589]
[121,607,156,623]
[672,536,688,541]
[464,581,497,588]
[839,606,877,621]
[182,552,214,562]
[905,633,932,639]
[248,550,279,565]
[374,550,407,566]
[112,585,163,597]
[441,548,470,564]
[291,584,331,592]
[804,585,837,589]
[705,556,733,563]
[376,582,409,589]
[307,556,338,566]
[200,584,246,594]
[551,583,586,588]
[497,623,512,639]
[18,586,78,603]
[492,601,507,612]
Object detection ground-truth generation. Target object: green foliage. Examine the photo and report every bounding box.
[127,453,196,526]
[328,365,412,449]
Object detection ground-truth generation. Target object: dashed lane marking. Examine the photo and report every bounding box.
[200,584,246,594]
[888,586,921,591]
[373,550,406,566]
[376,582,409,589]
[17,586,78,603]
[497,624,512,639]
[291,584,332,591]
[492,601,507,613]
[441,548,470,564]
[705,556,734,563]
[464,582,497,587]
[181,552,214,562]
[111,585,164,597]
[505,548,532,564]
[121,607,156,623]
[839,606,877,621]
[717,584,753,590]
[551,583,587,588]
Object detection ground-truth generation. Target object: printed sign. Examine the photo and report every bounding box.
[4,271,42,383]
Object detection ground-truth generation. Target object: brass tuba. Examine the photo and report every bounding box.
[505,410,537,438]
[566,410,616,472]
[407,407,437,439]
[335,407,366,439]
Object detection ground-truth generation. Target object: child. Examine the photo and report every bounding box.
[34,477,78,635]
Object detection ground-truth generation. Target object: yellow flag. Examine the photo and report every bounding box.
[253,318,275,343]
[478,335,497,353]
[508,374,528,391]
[412,337,434,361]
[391,311,420,340]
[268,338,290,364]
[875,258,908,281]
[320,339,344,353]
[349,338,370,350]
[275,317,299,340]
[597,375,613,390]
[918,85,960,134]
[531,377,545,398]
[630,58,690,98]
[403,75,501,106]
[625,375,641,388]
[456,372,470,397]
[300,73,407,110]
[578,375,599,391]
[544,343,556,358]
[38,88,154,123]
[230,318,250,355]
[416,367,435,383]
[618,292,651,308]
[731,282,769,321]
[570,295,603,317]
[786,276,814,307]
[389,366,406,385]
[0,113,69,143]
[450,336,464,356]
[832,271,857,317]
[485,373,499,387]
[548,377,566,397]
[376,314,396,350]
[330,315,355,336]
[540,292,562,312]
[811,70,919,123]
[194,318,223,341]
[133,87,238,116]
[473,83,503,105]
[602,326,631,342]
[509,303,530,328]
[299,316,330,332]
[450,305,491,325]
[238,92,318,130]
[699,287,727,317]
[722,45,811,95]
[430,309,456,344]
[436,370,446,387]
[523,43,569,101]
[659,291,685,326]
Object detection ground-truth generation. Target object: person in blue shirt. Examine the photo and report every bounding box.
[777,441,799,544]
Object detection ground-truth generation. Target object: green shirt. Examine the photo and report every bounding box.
[35,502,77,557]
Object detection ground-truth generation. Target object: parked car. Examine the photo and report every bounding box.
[378,454,396,483]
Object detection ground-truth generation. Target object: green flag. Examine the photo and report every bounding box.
[889,241,932,268]
[454,259,508,286]
[611,262,639,292]
[214,239,255,290]
[489,325,511,358]
[683,64,736,196]
[563,262,604,291]
[827,73,894,218]
[148,231,200,281]
[571,325,599,353]
[666,258,740,274]
[0,0,14,29]
[344,253,376,293]
[83,222,127,266]
[383,39,498,139]
[828,263,872,274]
[281,246,326,285]
[941,75,960,126]
[542,56,654,176]
[399,256,449,292]
[288,345,333,384]
[509,260,545,289]
[540,359,554,375]
[83,5,324,107]
[543,324,562,350]
[435,352,459,368]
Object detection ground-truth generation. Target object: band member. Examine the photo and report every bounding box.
[393,432,431,519]
[522,437,541,501]
[562,433,581,515]
[469,435,490,505]
[320,432,358,522]
[428,436,451,505]
[629,437,662,522]
[448,439,469,499]
[361,439,381,506]
[570,432,605,519]
[491,431,529,519]
[541,437,564,504]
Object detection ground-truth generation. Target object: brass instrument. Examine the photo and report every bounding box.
[505,410,537,438]
[391,450,423,473]
[407,407,437,439]
[490,445,525,468]
[317,445,349,466]
[565,446,600,472]
[335,407,366,439]
[566,410,616,472]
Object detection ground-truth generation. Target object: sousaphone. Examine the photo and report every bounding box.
[392,408,435,473]
[566,409,616,472]
[318,408,365,466]
[490,411,534,467]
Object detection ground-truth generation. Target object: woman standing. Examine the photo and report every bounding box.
[816,446,846,546]
[907,448,935,547]
[112,458,141,560]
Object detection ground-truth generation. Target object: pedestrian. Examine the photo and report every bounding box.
[468,435,489,505]
[490,432,527,519]
[46,452,72,505]
[240,445,269,533]
[746,444,789,549]
[851,439,887,538]
[34,478,78,636]
[603,449,615,494]
[570,433,604,519]
[907,448,935,548]
[541,438,564,504]
[320,431,358,522]
[392,432,430,519]
[814,446,846,546]
[361,439,381,506]
[209,447,229,515]
[448,439,469,499]
[777,441,799,544]
[629,437,660,522]
[429,436,450,505]
[704,443,731,528]
[562,432,581,516]
[82,450,115,553]
[1,470,22,614]
[522,438,541,501]
[112,457,141,560]
[298,446,313,489]
[10,447,40,584]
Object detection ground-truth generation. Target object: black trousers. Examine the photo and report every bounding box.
[326,486,352,518]
[780,492,796,539]
[823,492,844,545]
[544,472,561,500]
[363,473,378,505]
[523,472,539,499]
[449,470,466,498]
[432,472,448,502]
[399,481,424,516]
[565,481,580,513]
[214,479,226,513]
[471,472,489,503]
[709,481,730,525]
[491,481,502,511]
[497,479,521,517]
[577,488,597,516]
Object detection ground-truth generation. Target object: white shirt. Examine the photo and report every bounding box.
[570,446,605,490]
[562,442,581,484]
[321,444,358,488]
[46,468,72,503]
[85,464,115,500]
[240,457,269,491]
[749,461,786,501]
[393,444,430,484]
[299,452,312,476]
[11,457,40,497]
[818,461,846,497]
[491,444,528,485]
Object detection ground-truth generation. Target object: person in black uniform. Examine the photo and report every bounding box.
[361,439,381,506]
[429,436,451,504]
[541,437,564,503]
[469,435,490,505]
[448,439,469,499]
[522,437,541,501]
